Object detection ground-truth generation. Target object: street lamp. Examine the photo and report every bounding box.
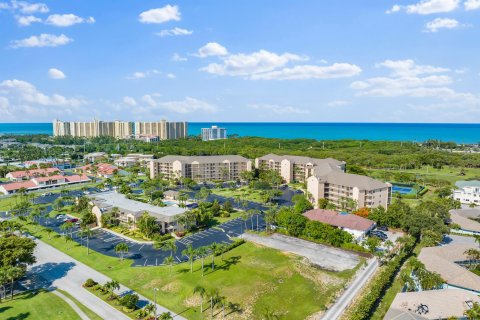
[153,288,158,320]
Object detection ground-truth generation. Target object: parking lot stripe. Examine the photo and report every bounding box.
[139,245,144,251]
[143,259,148,266]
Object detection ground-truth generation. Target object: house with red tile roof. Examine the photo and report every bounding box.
[304,208,376,240]
[0,174,91,195]
[74,163,118,178]
[6,167,60,181]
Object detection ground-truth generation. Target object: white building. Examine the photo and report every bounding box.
[201,126,227,141]
[454,181,480,206]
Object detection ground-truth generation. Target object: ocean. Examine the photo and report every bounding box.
[0,122,479,143]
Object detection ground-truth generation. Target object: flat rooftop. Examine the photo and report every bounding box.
[385,289,480,320]
[93,191,187,222]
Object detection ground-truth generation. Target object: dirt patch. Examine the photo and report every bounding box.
[143,278,164,290]
[294,260,344,288]
[184,295,201,308]
[161,281,180,293]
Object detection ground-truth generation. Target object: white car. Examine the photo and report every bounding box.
[56,214,66,220]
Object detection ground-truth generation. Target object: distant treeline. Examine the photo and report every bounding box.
[2,135,480,170]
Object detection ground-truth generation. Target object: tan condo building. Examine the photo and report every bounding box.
[150,155,252,181]
[134,120,188,140]
[255,154,391,209]
[53,119,134,138]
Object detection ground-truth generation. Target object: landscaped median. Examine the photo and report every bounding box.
[19,219,360,319]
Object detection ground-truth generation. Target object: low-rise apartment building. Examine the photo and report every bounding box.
[6,167,60,181]
[91,192,187,233]
[454,181,480,206]
[75,163,119,178]
[0,174,90,195]
[255,154,346,183]
[150,155,252,181]
[114,154,154,168]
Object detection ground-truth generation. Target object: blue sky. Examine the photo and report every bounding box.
[0,0,479,123]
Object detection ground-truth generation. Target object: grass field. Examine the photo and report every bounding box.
[23,222,358,320]
[56,289,103,320]
[0,290,82,320]
[367,165,480,184]
[211,187,267,204]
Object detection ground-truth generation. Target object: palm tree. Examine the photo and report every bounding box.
[144,303,155,318]
[196,246,208,277]
[163,256,175,275]
[159,312,174,320]
[208,288,220,319]
[241,212,249,231]
[193,285,206,313]
[45,227,54,240]
[161,240,177,257]
[80,228,93,255]
[115,242,129,261]
[104,280,120,299]
[65,235,74,250]
[60,221,73,241]
[209,242,218,271]
[465,302,480,319]
[182,244,196,273]
[6,266,23,300]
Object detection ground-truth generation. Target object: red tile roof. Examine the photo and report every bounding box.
[7,167,59,179]
[0,174,90,192]
[0,180,36,191]
[304,209,375,231]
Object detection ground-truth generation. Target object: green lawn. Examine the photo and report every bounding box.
[367,165,480,184]
[211,187,268,204]
[56,289,103,320]
[0,290,82,320]
[23,222,358,320]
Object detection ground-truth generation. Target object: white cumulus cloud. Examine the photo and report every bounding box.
[16,15,41,26]
[387,0,460,14]
[141,96,217,114]
[156,27,192,37]
[125,69,160,80]
[123,96,137,107]
[251,63,362,80]
[139,5,180,24]
[424,17,461,32]
[10,33,73,48]
[171,53,187,62]
[196,42,229,58]
[48,68,66,79]
[465,0,480,10]
[45,14,95,27]
[12,1,49,14]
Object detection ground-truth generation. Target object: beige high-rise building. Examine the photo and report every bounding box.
[150,155,252,181]
[134,120,188,140]
[54,119,133,139]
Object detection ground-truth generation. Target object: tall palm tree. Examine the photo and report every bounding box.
[45,227,54,240]
[208,288,220,319]
[196,246,207,277]
[163,256,175,275]
[193,286,206,313]
[6,266,23,300]
[159,312,174,320]
[80,228,93,255]
[115,242,129,261]
[182,244,196,273]
[60,221,73,241]
[209,242,218,271]
[161,240,177,257]
[65,235,74,250]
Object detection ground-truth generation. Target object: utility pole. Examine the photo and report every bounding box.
[153,288,158,319]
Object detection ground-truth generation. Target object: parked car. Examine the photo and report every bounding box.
[56,214,66,220]
[66,218,79,223]
[370,230,388,240]
[376,225,388,231]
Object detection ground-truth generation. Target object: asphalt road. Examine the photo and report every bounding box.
[321,258,379,320]
[26,237,185,319]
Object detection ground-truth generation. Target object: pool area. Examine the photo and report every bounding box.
[392,185,415,195]
[163,200,178,206]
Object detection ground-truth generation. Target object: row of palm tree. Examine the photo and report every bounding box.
[192,286,240,319]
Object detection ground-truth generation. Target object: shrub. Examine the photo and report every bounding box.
[120,293,139,310]
[83,278,97,288]
[92,284,102,291]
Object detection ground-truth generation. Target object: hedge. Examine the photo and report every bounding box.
[348,239,416,320]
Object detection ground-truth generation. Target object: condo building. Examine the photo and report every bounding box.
[255,154,346,183]
[201,125,227,141]
[134,120,188,140]
[150,155,252,181]
[53,119,187,140]
[255,154,391,209]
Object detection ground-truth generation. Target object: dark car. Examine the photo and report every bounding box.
[370,230,387,240]
[66,218,79,223]
[376,225,388,231]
